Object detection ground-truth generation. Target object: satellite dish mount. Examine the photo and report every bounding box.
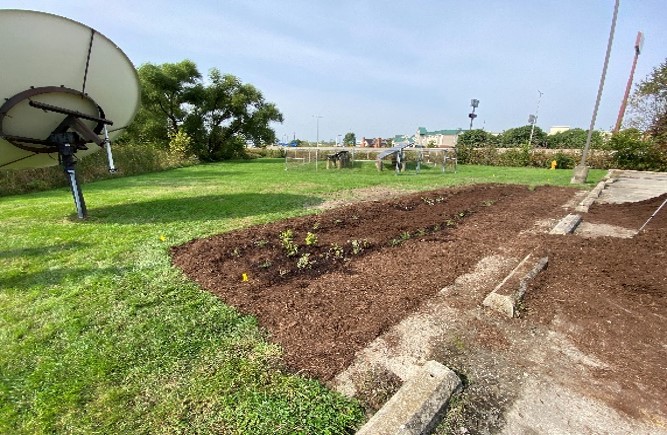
[0,86,115,219]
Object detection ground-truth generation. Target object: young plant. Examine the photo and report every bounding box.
[279,229,299,257]
[327,243,344,260]
[253,238,269,248]
[390,238,403,247]
[349,239,369,255]
[304,232,318,246]
[296,253,315,269]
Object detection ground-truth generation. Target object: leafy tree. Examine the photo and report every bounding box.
[343,132,356,147]
[627,58,667,141]
[184,69,283,160]
[123,60,283,161]
[124,60,201,146]
[545,128,603,149]
[500,125,546,147]
[457,129,498,148]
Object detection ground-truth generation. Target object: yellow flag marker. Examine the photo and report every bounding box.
[550,160,557,170]
[242,273,249,282]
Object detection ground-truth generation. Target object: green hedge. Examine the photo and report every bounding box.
[0,143,197,197]
[456,145,613,169]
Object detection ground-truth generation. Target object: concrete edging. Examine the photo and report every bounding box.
[483,253,549,318]
[356,361,462,435]
[549,213,582,235]
[575,169,617,213]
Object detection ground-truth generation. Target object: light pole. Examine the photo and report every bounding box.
[572,0,620,184]
[313,115,322,170]
[468,99,479,130]
[527,90,543,147]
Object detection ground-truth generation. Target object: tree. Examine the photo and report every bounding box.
[123,60,201,146]
[343,132,356,147]
[545,128,603,149]
[123,60,283,160]
[184,69,283,160]
[500,125,547,147]
[457,129,498,148]
[627,58,667,141]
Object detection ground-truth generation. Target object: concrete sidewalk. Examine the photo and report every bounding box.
[598,169,667,204]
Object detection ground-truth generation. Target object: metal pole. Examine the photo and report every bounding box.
[639,197,667,232]
[313,115,322,170]
[576,0,620,179]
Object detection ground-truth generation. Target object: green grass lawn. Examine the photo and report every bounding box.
[0,159,605,434]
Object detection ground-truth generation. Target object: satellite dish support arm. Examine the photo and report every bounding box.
[28,96,117,173]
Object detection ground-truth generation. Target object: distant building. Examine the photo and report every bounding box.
[549,126,571,135]
[359,137,387,148]
[414,127,462,147]
[393,134,414,146]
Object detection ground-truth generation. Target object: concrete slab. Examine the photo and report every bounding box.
[598,170,667,204]
[574,221,637,238]
[355,361,462,435]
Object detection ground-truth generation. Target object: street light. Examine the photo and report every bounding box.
[468,99,479,130]
[527,90,543,147]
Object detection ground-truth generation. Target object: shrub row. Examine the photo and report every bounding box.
[0,143,197,197]
[455,145,612,169]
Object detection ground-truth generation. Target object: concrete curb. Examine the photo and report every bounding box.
[575,169,617,213]
[483,253,549,318]
[356,361,462,435]
[549,213,582,235]
[575,180,606,212]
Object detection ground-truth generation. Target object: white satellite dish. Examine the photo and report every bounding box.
[0,9,140,218]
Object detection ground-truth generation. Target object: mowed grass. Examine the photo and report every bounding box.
[0,158,606,434]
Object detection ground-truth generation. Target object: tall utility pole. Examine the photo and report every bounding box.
[527,90,544,147]
[313,115,322,170]
[468,99,479,130]
[572,0,619,184]
[613,31,644,133]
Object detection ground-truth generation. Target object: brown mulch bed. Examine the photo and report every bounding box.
[171,184,576,380]
[171,183,667,423]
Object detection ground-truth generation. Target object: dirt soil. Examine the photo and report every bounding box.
[171,184,667,433]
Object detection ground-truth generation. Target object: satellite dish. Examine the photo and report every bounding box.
[0,9,140,218]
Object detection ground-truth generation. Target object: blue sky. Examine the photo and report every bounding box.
[4,0,666,142]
